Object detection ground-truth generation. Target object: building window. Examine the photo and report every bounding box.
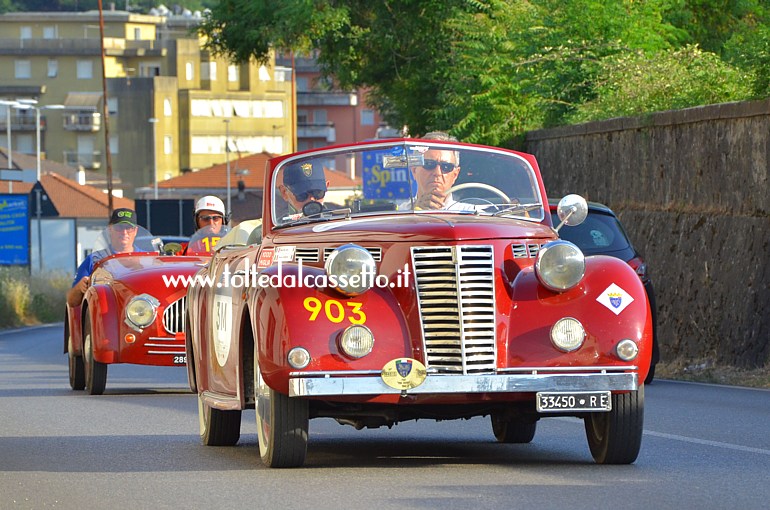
[259,65,271,81]
[77,60,93,79]
[20,26,31,39]
[314,110,327,125]
[164,135,173,155]
[133,27,141,40]
[43,26,57,39]
[164,98,172,117]
[203,62,217,81]
[15,60,31,79]
[228,65,239,82]
[108,97,118,116]
[296,77,308,92]
[297,110,308,124]
[185,62,194,81]
[110,135,119,154]
[47,59,58,78]
[361,109,375,126]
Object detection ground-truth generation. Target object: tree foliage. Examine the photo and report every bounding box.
[568,45,753,123]
[6,0,766,146]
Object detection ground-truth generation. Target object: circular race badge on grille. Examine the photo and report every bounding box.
[381,358,427,390]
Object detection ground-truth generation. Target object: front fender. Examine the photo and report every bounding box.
[84,284,120,364]
[510,255,652,379]
[251,263,411,394]
[64,304,82,355]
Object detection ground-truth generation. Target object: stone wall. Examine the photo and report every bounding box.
[525,100,770,368]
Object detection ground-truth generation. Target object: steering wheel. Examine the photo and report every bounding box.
[448,182,511,203]
[162,242,183,255]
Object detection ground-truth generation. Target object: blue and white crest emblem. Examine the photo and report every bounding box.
[596,283,634,315]
[396,359,413,378]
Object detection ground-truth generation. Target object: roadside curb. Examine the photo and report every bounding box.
[0,322,64,336]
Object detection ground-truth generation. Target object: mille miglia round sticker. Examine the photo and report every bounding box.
[381,358,427,390]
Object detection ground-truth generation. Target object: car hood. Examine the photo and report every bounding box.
[273,214,556,243]
[92,254,208,289]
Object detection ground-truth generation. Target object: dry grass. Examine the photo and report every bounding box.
[657,360,770,388]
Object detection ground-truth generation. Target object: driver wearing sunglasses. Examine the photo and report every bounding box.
[411,131,463,210]
[279,160,329,215]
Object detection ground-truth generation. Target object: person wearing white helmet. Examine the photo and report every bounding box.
[182,195,228,255]
[193,195,227,230]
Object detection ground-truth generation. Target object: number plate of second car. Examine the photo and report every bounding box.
[536,391,611,412]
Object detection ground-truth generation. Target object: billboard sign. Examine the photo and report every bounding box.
[0,194,30,265]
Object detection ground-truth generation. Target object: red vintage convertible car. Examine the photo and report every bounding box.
[65,225,227,395]
[185,139,653,467]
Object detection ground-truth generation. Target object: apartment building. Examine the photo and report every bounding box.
[276,53,388,152]
[0,9,294,198]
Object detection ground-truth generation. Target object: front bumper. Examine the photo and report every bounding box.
[289,367,638,397]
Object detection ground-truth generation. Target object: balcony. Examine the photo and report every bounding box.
[63,112,101,132]
[0,114,38,131]
[63,150,102,170]
[296,91,357,106]
[297,122,336,142]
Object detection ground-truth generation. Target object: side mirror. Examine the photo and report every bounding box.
[554,194,588,232]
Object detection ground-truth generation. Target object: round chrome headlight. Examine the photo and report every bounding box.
[324,244,377,296]
[338,325,375,359]
[535,240,585,292]
[125,294,159,329]
[550,317,585,352]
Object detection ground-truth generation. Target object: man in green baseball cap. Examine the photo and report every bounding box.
[67,208,140,306]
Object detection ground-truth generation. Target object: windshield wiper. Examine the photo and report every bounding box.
[492,202,543,217]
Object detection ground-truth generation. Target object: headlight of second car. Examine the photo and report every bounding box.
[535,240,585,292]
[325,244,377,296]
[125,294,160,329]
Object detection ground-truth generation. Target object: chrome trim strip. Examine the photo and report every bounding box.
[145,343,185,348]
[496,365,637,373]
[289,372,638,397]
[147,350,186,355]
[147,337,180,341]
[288,365,637,378]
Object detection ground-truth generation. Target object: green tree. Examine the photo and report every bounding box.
[568,45,753,123]
[198,0,768,146]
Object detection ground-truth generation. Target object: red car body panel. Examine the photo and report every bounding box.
[67,253,209,367]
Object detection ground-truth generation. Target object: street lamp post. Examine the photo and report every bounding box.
[0,100,20,193]
[0,100,19,170]
[14,100,65,181]
[224,119,231,216]
[148,117,159,199]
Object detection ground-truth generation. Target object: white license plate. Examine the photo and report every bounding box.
[536,391,611,412]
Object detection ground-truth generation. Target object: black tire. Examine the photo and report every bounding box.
[83,310,107,395]
[255,358,308,468]
[198,394,241,446]
[584,385,644,464]
[491,414,537,443]
[67,335,85,391]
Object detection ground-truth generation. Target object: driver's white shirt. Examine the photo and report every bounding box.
[397,193,481,212]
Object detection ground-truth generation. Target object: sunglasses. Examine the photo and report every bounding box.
[199,214,224,222]
[111,224,137,232]
[421,159,457,174]
[293,189,326,202]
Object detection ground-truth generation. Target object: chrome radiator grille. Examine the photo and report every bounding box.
[162,296,186,335]
[411,246,497,374]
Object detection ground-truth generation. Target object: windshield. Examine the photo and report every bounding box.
[92,225,159,255]
[271,141,544,227]
[186,224,232,254]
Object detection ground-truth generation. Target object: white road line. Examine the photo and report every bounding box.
[645,430,770,456]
